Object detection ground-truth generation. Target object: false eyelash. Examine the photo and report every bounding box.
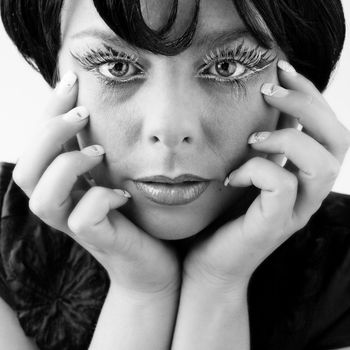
[71,45,139,70]
[197,41,276,94]
[71,45,146,87]
[202,41,276,69]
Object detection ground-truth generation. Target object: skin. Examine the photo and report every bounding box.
[10,0,350,348]
[58,0,283,240]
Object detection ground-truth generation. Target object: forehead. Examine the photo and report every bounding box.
[61,0,246,44]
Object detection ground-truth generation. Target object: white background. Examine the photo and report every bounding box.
[0,2,349,193]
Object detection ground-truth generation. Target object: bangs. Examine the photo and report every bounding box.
[1,0,345,90]
[92,0,200,55]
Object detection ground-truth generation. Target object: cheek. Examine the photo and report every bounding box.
[75,75,139,168]
[203,83,279,166]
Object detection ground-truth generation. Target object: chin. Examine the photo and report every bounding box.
[119,202,214,240]
[144,222,202,240]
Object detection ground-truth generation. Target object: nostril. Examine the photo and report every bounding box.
[151,136,160,143]
[150,135,192,146]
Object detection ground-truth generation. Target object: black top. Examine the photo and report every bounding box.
[1,161,350,350]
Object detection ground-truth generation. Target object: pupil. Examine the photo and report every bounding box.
[216,61,236,77]
[112,62,128,76]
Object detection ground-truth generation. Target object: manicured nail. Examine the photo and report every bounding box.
[113,189,132,198]
[224,170,237,187]
[56,71,77,95]
[277,60,297,75]
[81,145,105,157]
[63,106,89,122]
[261,83,289,98]
[248,131,271,144]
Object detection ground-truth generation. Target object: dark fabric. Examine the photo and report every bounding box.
[1,161,350,350]
[0,162,109,350]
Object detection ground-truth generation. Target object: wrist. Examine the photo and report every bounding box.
[171,274,249,350]
[108,280,181,305]
[183,267,249,301]
[89,277,180,350]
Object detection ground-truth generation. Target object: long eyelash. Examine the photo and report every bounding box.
[71,45,139,71]
[203,41,276,69]
[71,45,145,89]
[200,41,276,94]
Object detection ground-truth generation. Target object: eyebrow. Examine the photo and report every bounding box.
[70,27,269,53]
[70,29,138,50]
[192,29,251,48]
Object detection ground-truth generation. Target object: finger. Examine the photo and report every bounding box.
[13,106,90,197]
[277,60,328,106]
[29,145,105,233]
[248,129,340,223]
[68,187,131,251]
[44,71,79,118]
[69,186,169,263]
[266,112,301,167]
[261,83,350,161]
[225,157,297,235]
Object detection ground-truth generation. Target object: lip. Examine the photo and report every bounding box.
[135,174,209,184]
[134,180,210,206]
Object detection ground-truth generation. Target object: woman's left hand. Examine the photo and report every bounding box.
[182,61,350,291]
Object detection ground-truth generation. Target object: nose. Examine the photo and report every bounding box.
[141,78,200,150]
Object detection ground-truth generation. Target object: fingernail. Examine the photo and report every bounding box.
[81,145,105,157]
[277,60,297,75]
[248,131,271,144]
[224,170,237,187]
[261,83,289,98]
[113,189,132,198]
[56,71,77,95]
[63,106,89,122]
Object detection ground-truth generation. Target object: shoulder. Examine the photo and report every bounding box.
[248,191,350,349]
[0,161,110,350]
[304,192,350,348]
[0,161,28,220]
[310,191,350,229]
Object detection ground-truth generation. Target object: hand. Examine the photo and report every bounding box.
[182,60,350,291]
[12,72,180,297]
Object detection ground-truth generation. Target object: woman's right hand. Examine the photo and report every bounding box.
[12,72,181,298]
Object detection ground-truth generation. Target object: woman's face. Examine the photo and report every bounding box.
[59,0,282,240]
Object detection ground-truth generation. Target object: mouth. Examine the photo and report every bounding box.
[133,174,210,205]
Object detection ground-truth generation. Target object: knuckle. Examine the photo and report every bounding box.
[54,151,73,165]
[325,159,341,181]
[293,93,314,121]
[67,214,86,234]
[281,128,300,143]
[37,119,58,141]
[341,130,350,150]
[12,166,24,187]
[86,186,109,200]
[249,156,266,167]
[12,166,32,194]
[53,150,82,170]
[29,197,49,218]
[67,187,109,234]
[281,173,298,193]
[303,93,315,107]
[305,79,318,92]
[67,214,82,234]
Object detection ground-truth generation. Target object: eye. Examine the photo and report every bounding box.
[197,44,276,85]
[98,61,142,80]
[203,60,248,80]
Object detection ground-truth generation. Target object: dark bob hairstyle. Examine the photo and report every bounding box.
[0,0,346,92]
